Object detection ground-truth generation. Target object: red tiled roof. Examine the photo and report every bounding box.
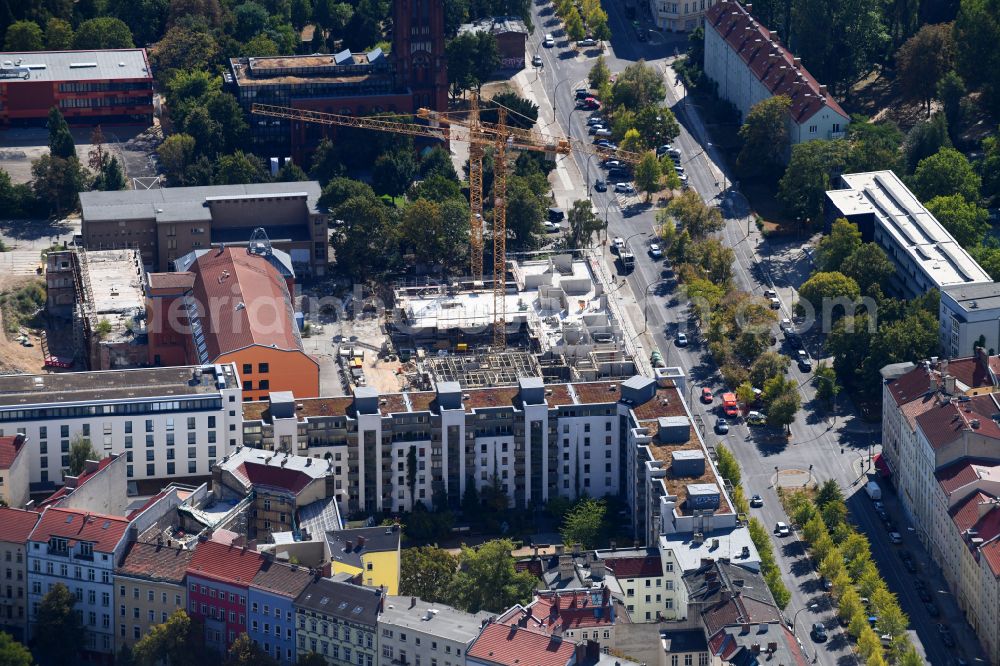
[251,559,313,598]
[232,462,313,494]
[505,589,615,633]
[0,507,41,544]
[0,434,25,470]
[915,396,1000,450]
[936,459,1000,496]
[468,623,576,666]
[29,508,131,553]
[188,247,302,360]
[950,491,995,532]
[945,357,994,391]
[705,1,848,123]
[887,365,934,407]
[515,559,544,579]
[39,456,117,507]
[604,556,662,578]
[187,539,265,586]
[979,540,1000,577]
[117,541,194,583]
[147,272,195,292]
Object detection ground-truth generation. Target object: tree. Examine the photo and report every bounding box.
[566,199,602,248]
[47,107,75,161]
[588,55,610,89]
[938,71,966,138]
[4,20,44,50]
[45,18,73,49]
[0,631,31,666]
[297,653,328,666]
[133,610,209,666]
[634,151,662,201]
[329,194,398,280]
[858,626,882,660]
[846,119,904,173]
[484,91,538,130]
[635,105,680,147]
[67,434,98,475]
[802,514,827,545]
[903,113,951,173]
[341,0,383,51]
[667,189,723,238]
[767,391,800,432]
[715,445,741,486]
[790,0,888,94]
[373,148,418,197]
[445,32,479,98]
[911,147,981,202]
[840,243,895,294]
[275,160,308,182]
[798,271,861,313]
[814,479,844,510]
[150,27,220,86]
[109,0,169,46]
[399,198,468,270]
[611,60,666,110]
[447,539,537,613]
[31,155,89,216]
[320,177,375,209]
[737,96,791,176]
[215,151,268,185]
[400,546,457,603]
[953,0,1000,113]
[419,146,458,181]
[241,32,279,56]
[503,174,545,251]
[815,218,862,272]
[158,134,197,185]
[896,23,955,114]
[925,194,989,247]
[813,362,840,409]
[565,6,585,41]
[94,156,127,191]
[560,497,606,549]
[225,633,277,666]
[33,584,84,666]
[839,586,864,624]
[778,139,850,221]
[73,17,134,48]
[749,351,790,388]
[233,1,270,40]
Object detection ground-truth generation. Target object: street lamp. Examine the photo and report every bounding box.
[791,603,819,631]
[641,278,671,333]
[603,199,615,241]
[553,78,571,131]
[586,152,597,196]
[623,231,649,259]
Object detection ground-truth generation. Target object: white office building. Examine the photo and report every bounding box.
[0,364,242,490]
[939,283,1000,360]
[378,596,490,666]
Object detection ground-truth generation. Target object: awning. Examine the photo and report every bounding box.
[874,453,893,478]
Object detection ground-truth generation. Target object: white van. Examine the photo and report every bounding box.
[543,34,555,47]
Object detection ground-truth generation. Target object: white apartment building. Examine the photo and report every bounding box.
[26,507,133,654]
[826,171,992,302]
[0,364,243,490]
[651,0,719,32]
[940,283,1000,360]
[882,356,1000,663]
[378,595,490,666]
[703,0,849,145]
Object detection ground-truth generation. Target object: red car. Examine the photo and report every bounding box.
[701,388,714,404]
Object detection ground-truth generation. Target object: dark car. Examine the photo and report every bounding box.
[750,494,764,508]
[924,601,939,617]
[904,559,919,574]
[811,623,827,642]
[575,88,590,99]
[594,178,607,192]
[917,588,932,602]
[899,549,913,562]
[715,418,729,434]
[942,631,956,648]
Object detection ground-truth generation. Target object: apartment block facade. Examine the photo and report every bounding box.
[378,596,490,666]
[294,578,382,666]
[0,434,29,508]
[114,541,193,651]
[0,508,40,641]
[248,557,313,663]
[651,0,719,32]
[186,539,265,652]
[0,364,243,490]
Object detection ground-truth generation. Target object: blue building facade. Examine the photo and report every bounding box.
[248,558,313,663]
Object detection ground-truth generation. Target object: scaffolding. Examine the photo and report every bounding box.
[422,350,540,388]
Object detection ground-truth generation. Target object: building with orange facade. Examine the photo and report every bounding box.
[146,246,318,401]
[0,49,153,126]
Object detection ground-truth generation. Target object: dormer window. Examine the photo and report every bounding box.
[78,542,94,560]
[49,538,68,555]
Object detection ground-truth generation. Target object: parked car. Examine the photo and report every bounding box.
[918,588,932,603]
[595,138,614,147]
[612,236,626,253]
[715,417,729,434]
[588,124,606,135]
[668,147,681,158]
[797,350,813,371]
[820,576,833,591]
[780,318,793,333]
[904,559,919,573]
[543,220,559,233]
[750,494,764,508]
[746,410,766,425]
[768,296,781,309]
[656,144,673,156]
[582,97,601,110]
[774,522,791,537]
[594,128,612,137]
[649,243,663,258]
[889,531,902,544]
[532,54,543,67]
[615,182,636,194]
[575,88,591,99]
[543,33,555,47]
[577,38,597,47]
[602,159,621,169]
[701,388,714,404]
[924,601,939,617]
[588,116,605,126]
[675,332,688,347]
[811,623,827,642]
[594,178,607,192]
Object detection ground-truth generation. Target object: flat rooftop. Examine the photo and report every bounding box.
[0,48,150,82]
[941,282,1000,314]
[659,526,760,573]
[828,171,992,289]
[80,182,323,223]
[0,364,236,409]
[81,250,145,340]
[229,50,390,87]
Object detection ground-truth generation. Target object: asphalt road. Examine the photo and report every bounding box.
[526,1,985,663]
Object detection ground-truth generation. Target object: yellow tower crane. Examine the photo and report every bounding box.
[251,99,645,348]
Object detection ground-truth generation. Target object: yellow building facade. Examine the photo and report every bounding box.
[327,526,400,595]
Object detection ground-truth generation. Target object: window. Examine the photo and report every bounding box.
[809,125,818,134]
[243,364,252,374]
[258,363,269,373]
[832,123,841,133]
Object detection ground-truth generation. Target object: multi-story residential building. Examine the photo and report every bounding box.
[228,0,447,161]
[939,282,1000,360]
[0,434,29,508]
[882,353,1000,662]
[652,0,720,32]
[0,49,153,125]
[467,622,582,666]
[377,595,490,666]
[826,171,992,301]
[703,1,849,145]
[248,555,313,664]
[146,248,320,401]
[294,578,382,665]
[26,507,133,655]
[214,445,338,542]
[242,372,728,542]
[79,182,329,275]
[0,507,41,641]
[0,364,242,491]
[186,537,265,652]
[498,588,618,649]
[39,455,128,516]
[114,540,193,651]
[327,527,401,594]
[594,548,668,623]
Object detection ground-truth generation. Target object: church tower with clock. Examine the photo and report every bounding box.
[394,0,449,112]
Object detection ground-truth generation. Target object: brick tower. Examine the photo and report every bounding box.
[394,0,449,111]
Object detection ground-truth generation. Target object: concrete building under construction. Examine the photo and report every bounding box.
[390,254,638,389]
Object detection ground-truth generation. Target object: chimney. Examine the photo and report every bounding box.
[940,358,949,376]
[745,3,752,11]
[591,558,606,579]
[526,606,533,620]
[977,346,990,371]
[767,642,778,653]
[750,643,761,654]
[741,623,751,635]
[345,540,353,552]
[357,536,366,549]
[944,375,957,395]
[558,555,574,580]
[819,84,828,94]
[721,590,733,602]
[929,372,939,393]
[574,642,588,666]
